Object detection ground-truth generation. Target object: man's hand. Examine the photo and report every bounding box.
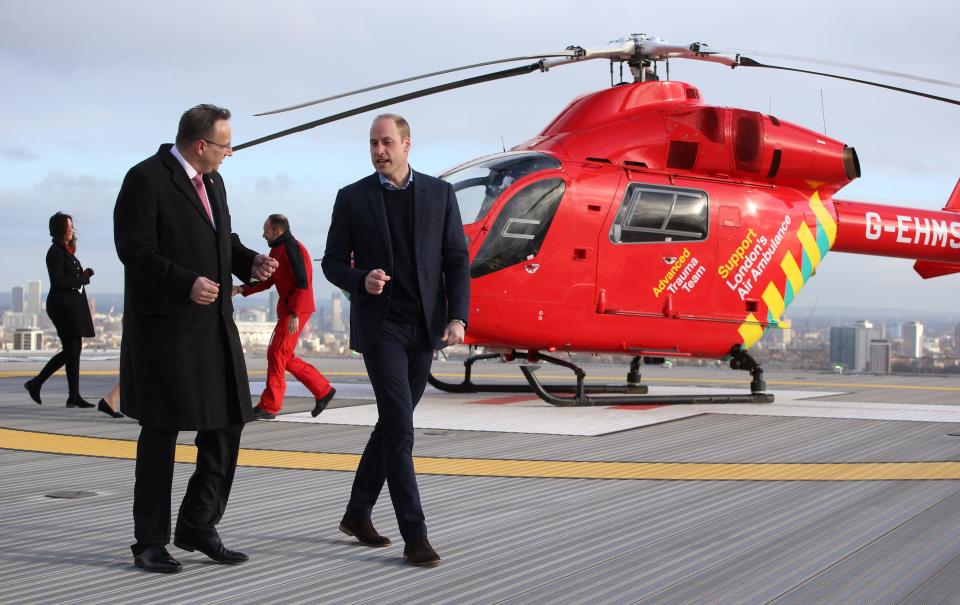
[287,315,300,334]
[190,276,220,305]
[441,320,465,346]
[251,254,279,282]
[364,268,391,295]
[83,268,95,278]
[230,285,243,297]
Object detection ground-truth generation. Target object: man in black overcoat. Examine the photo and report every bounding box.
[322,114,470,567]
[114,104,278,573]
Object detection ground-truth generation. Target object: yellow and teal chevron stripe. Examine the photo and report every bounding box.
[738,192,837,348]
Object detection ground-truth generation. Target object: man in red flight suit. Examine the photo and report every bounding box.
[237,214,335,420]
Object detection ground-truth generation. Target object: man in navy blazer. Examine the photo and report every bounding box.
[322,114,470,567]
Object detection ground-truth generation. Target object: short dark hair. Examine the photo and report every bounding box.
[49,211,72,244]
[175,104,231,145]
[267,213,289,232]
[374,113,410,140]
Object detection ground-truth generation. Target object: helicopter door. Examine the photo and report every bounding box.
[597,178,712,320]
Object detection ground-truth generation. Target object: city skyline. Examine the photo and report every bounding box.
[2,1,959,312]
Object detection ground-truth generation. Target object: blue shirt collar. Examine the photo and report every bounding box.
[378,167,414,190]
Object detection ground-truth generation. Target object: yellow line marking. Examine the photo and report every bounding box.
[1,428,958,481]
[4,371,960,392]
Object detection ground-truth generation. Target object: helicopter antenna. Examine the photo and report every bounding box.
[501,136,506,152]
[820,89,828,135]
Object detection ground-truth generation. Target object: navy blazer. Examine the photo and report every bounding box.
[322,171,470,353]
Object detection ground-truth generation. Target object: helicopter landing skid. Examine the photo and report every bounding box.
[519,349,774,407]
[427,351,649,396]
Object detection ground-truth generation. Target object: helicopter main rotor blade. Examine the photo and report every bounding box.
[255,53,578,116]
[727,48,960,89]
[234,62,543,151]
[737,57,960,106]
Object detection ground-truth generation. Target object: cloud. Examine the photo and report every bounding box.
[33,171,119,193]
[0,146,39,161]
[255,173,295,194]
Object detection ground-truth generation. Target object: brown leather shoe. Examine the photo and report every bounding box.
[339,513,391,547]
[404,538,441,567]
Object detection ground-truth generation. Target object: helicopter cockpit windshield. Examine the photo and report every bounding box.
[440,152,562,225]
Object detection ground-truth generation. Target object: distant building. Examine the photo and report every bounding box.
[331,292,345,334]
[2,310,35,330]
[268,290,279,322]
[26,280,42,319]
[13,328,43,351]
[235,321,276,350]
[238,309,268,323]
[902,321,924,358]
[854,320,881,372]
[11,286,24,313]
[830,327,856,370]
[867,340,891,373]
[954,324,960,355]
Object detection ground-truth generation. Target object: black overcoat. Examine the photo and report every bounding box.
[321,171,470,353]
[113,144,257,430]
[44,243,95,338]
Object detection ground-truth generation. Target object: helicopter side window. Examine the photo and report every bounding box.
[610,183,708,244]
[470,178,566,278]
[440,152,562,224]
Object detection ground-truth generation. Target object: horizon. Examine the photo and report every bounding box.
[3,1,959,312]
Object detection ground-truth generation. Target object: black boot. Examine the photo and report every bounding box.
[24,379,42,405]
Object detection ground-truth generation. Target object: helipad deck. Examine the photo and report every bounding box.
[1,357,958,604]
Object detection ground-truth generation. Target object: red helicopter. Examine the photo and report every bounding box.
[235,35,960,406]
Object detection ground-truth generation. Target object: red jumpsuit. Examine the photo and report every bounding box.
[241,236,331,414]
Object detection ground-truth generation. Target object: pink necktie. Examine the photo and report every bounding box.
[192,174,216,228]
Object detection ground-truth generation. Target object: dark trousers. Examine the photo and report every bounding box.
[33,334,82,400]
[131,423,243,554]
[347,320,433,543]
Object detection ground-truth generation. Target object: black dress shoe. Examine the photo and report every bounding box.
[339,512,391,546]
[252,406,276,420]
[404,538,441,567]
[97,399,124,418]
[174,534,248,564]
[24,379,41,405]
[311,387,336,417]
[133,545,182,573]
[66,396,95,408]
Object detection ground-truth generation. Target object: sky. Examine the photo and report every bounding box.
[1,0,958,314]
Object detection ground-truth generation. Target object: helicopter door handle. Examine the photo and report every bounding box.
[663,256,678,264]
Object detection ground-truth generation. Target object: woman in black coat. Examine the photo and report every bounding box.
[24,212,96,407]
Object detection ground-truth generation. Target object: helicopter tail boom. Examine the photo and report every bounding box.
[831,181,960,273]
